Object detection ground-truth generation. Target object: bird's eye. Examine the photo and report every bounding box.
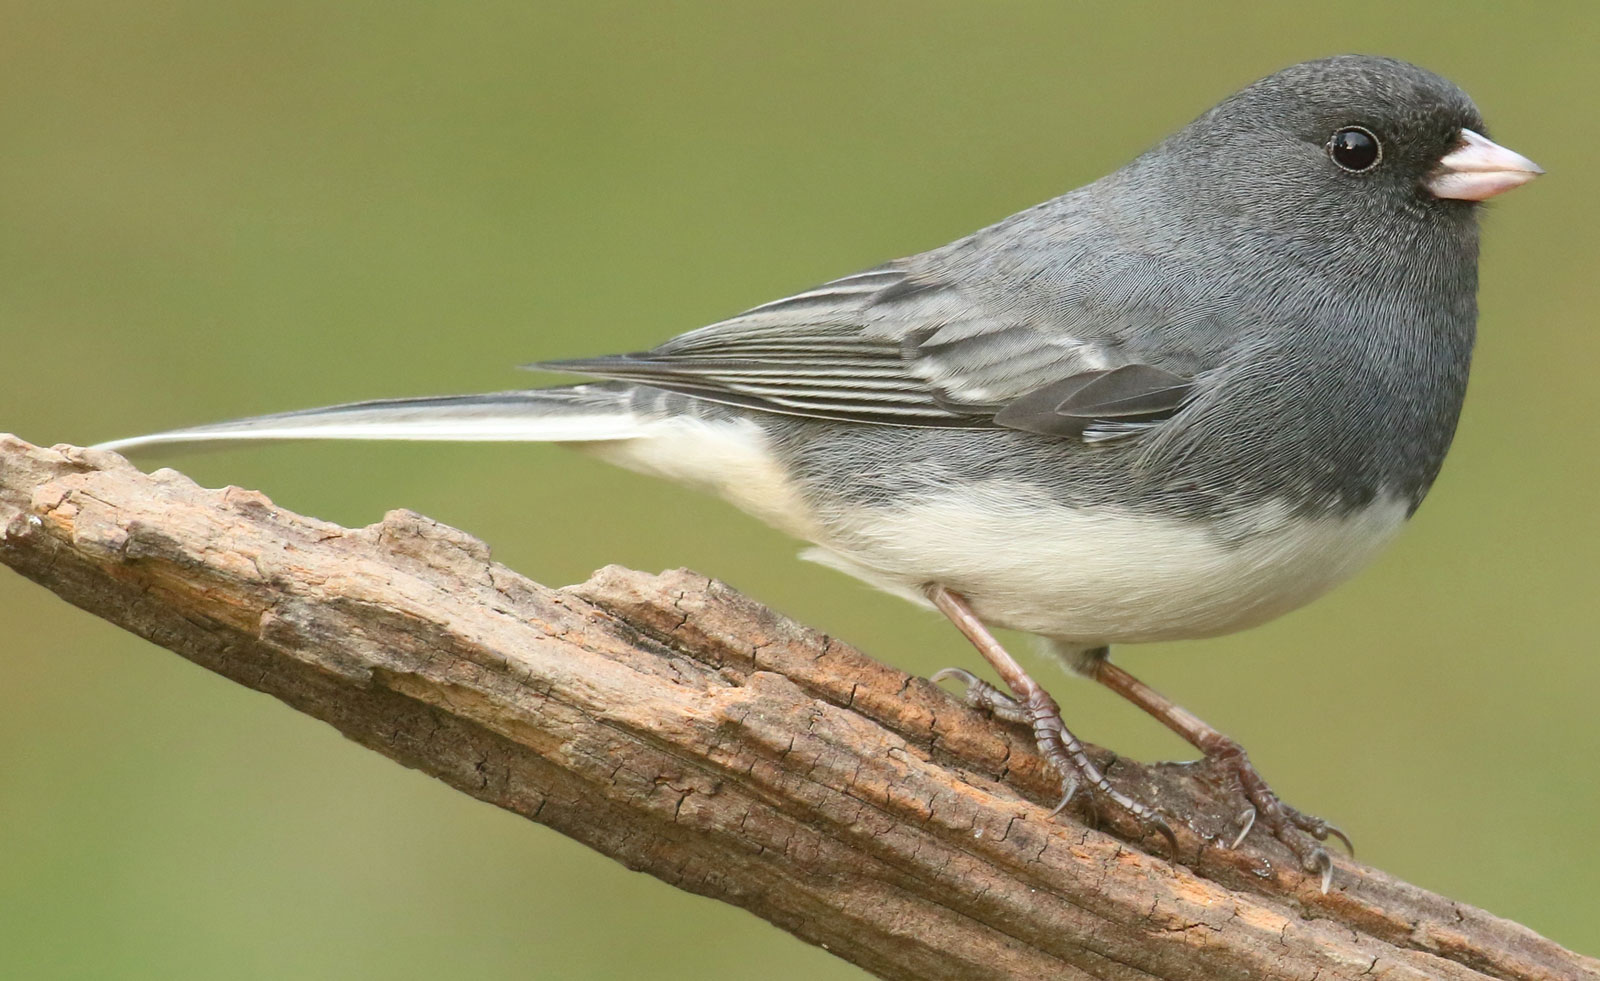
[1328,126,1382,172]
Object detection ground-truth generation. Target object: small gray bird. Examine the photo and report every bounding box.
[98,55,1542,890]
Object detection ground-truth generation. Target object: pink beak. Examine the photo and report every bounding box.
[1427,129,1543,201]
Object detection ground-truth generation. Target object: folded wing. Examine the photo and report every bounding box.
[535,259,1212,439]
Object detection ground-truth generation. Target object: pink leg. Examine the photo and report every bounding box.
[926,586,1176,856]
[1090,660,1350,891]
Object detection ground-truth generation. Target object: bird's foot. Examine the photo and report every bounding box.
[1206,738,1353,893]
[1085,659,1351,893]
[933,667,1178,858]
[931,667,1030,722]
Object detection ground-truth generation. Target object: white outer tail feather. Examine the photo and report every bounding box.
[90,389,823,547]
[91,393,649,454]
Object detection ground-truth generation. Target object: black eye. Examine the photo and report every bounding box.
[1328,126,1381,172]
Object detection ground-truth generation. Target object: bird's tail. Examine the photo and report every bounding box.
[92,383,810,536]
[92,384,654,454]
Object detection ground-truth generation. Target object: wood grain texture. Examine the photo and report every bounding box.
[2,435,1593,981]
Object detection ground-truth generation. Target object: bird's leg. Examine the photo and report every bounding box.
[926,586,1176,856]
[1089,658,1351,892]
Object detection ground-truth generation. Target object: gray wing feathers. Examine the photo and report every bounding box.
[537,266,972,424]
[992,364,1196,438]
[536,251,1219,437]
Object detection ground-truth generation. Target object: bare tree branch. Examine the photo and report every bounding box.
[1,435,1592,981]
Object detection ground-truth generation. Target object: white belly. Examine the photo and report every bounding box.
[585,419,1410,647]
[800,481,1410,647]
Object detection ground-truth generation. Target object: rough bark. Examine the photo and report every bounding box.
[1,435,1593,981]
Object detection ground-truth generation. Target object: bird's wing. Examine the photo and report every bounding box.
[534,259,1215,440]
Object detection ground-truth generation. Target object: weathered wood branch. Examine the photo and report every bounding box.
[1,435,1592,981]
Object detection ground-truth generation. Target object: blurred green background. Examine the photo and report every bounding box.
[3,2,1596,977]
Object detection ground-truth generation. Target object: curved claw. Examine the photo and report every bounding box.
[1048,795,1073,818]
[1149,816,1179,862]
[1310,847,1333,895]
[931,667,980,688]
[1284,805,1356,858]
[1229,806,1257,850]
[1048,774,1080,817]
[1324,823,1355,858]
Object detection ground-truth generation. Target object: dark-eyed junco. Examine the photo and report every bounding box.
[97,55,1542,891]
